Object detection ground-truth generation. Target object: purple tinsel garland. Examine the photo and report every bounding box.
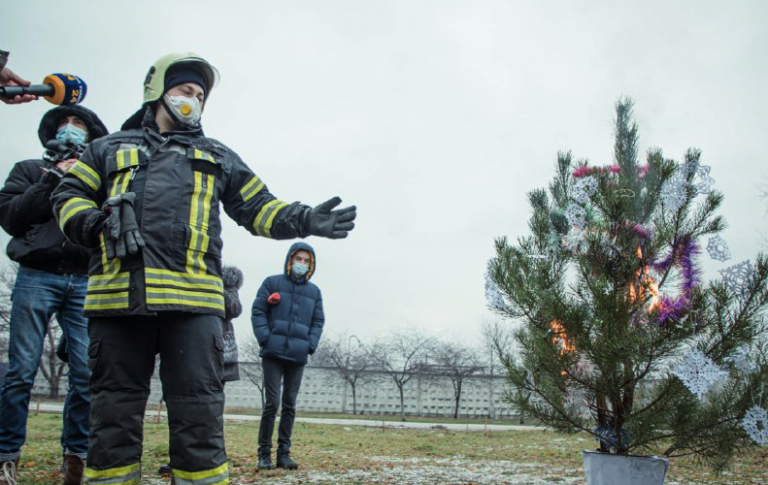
[650,238,700,324]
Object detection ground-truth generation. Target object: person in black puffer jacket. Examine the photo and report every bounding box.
[252,241,325,471]
[0,105,108,485]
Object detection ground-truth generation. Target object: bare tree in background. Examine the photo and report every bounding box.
[0,263,18,358]
[368,331,432,421]
[38,318,66,399]
[241,340,265,409]
[432,340,483,419]
[322,334,372,414]
[481,319,516,419]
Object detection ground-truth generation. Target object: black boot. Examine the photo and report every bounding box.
[276,450,298,470]
[158,463,172,475]
[258,452,273,471]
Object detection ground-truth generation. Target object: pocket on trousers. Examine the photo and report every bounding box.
[213,335,225,366]
[212,335,225,387]
[87,339,101,371]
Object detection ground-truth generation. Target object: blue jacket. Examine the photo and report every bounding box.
[251,242,324,365]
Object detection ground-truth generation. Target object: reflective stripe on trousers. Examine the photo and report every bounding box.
[172,463,229,485]
[83,463,141,484]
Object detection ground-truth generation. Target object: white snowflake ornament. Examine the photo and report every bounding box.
[742,405,768,446]
[692,165,715,194]
[720,260,754,295]
[484,273,506,311]
[672,350,728,400]
[566,203,587,229]
[680,159,700,177]
[727,345,759,374]
[661,177,687,212]
[572,176,598,203]
[706,236,731,262]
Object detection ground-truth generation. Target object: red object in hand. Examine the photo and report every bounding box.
[268,293,281,305]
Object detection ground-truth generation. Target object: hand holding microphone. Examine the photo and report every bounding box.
[0,73,87,106]
[0,49,36,104]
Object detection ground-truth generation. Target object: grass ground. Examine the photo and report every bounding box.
[16,413,767,484]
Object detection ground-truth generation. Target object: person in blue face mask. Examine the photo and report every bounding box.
[251,242,325,471]
[0,105,108,485]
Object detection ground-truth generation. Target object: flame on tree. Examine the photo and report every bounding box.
[487,98,768,470]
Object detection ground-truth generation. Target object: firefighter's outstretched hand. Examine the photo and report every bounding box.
[308,196,356,239]
[102,192,145,259]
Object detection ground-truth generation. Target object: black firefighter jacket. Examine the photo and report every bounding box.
[51,110,310,318]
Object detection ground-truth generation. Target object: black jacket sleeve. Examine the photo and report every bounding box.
[50,143,106,248]
[0,161,57,237]
[221,151,311,240]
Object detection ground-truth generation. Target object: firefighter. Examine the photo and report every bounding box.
[51,52,356,485]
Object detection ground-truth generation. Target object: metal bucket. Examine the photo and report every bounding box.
[582,450,668,485]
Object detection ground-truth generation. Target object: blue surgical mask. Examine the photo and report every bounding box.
[292,262,309,277]
[56,123,88,146]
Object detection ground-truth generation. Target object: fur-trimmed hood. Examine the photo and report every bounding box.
[38,105,109,147]
[222,265,244,290]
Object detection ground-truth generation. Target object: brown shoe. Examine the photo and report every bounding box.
[0,459,18,485]
[62,455,85,485]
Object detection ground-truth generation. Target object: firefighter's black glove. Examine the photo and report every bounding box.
[102,192,145,259]
[307,197,356,239]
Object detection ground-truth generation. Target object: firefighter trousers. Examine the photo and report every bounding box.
[84,312,228,485]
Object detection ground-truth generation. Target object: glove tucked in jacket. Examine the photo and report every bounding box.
[102,192,145,259]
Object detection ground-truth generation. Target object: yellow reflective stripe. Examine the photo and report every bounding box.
[172,463,228,481]
[85,291,130,310]
[98,233,120,274]
[120,170,131,194]
[110,172,130,198]
[84,479,140,485]
[197,174,214,272]
[192,148,216,163]
[146,288,225,311]
[145,268,223,287]
[116,149,140,171]
[186,229,210,275]
[59,198,97,230]
[87,272,130,291]
[116,150,125,170]
[146,287,224,301]
[145,277,221,292]
[263,201,288,238]
[69,161,102,192]
[240,175,264,202]
[84,463,141,479]
[187,172,203,274]
[253,199,281,236]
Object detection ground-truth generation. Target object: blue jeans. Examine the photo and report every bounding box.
[0,266,90,460]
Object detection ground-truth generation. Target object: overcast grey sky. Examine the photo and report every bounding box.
[2,0,767,347]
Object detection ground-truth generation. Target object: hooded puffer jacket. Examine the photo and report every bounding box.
[251,242,325,365]
[0,105,108,274]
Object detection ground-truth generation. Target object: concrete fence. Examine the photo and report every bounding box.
[32,362,520,419]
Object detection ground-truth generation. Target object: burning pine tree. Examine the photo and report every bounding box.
[487,98,768,470]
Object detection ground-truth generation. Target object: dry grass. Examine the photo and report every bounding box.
[17,413,767,484]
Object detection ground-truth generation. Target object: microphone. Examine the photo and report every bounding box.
[0,73,87,106]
